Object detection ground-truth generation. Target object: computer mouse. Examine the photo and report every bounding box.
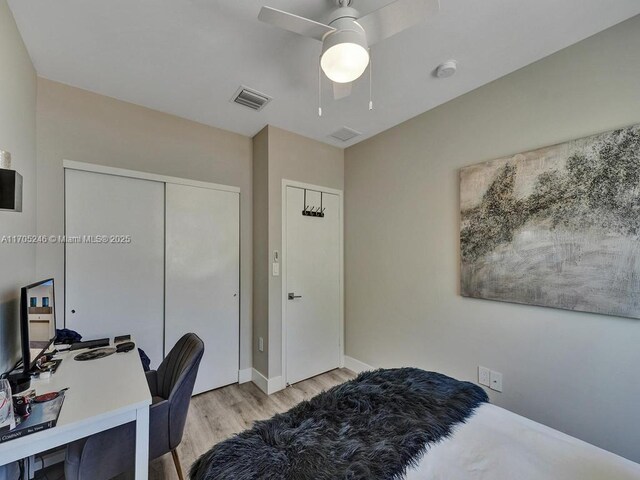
[116,341,136,353]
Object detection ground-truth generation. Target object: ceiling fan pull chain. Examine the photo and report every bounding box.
[369,49,373,111]
[318,57,323,117]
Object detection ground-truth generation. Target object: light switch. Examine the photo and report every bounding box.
[272,262,280,276]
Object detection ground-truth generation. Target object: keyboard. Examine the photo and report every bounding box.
[69,338,110,351]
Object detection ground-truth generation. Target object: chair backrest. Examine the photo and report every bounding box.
[157,333,205,448]
[157,333,205,398]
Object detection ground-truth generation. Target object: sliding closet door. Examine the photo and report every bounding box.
[165,184,240,395]
[65,169,165,367]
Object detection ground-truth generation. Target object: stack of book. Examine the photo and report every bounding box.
[0,393,65,443]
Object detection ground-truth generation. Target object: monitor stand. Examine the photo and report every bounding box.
[7,371,31,393]
[7,357,63,393]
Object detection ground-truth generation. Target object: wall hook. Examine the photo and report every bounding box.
[300,189,326,218]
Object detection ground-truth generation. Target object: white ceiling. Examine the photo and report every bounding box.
[8,0,640,147]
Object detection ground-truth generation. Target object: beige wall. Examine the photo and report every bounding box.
[35,78,254,369]
[0,0,37,373]
[345,15,640,462]
[252,126,344,379]
[252,126,269,376]
[35,78,343,380]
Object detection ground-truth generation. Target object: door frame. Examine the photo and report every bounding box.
[63,160,240,194]
[281,179,344,386]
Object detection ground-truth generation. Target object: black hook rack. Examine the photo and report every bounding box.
[302,189,325,218]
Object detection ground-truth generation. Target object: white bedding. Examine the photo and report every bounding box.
[405,404,640,480]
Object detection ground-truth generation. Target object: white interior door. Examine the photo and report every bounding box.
[285,186,341,385]
[165,183,240,395]
[65,169,165,367]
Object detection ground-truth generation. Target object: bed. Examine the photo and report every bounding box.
[190,368,640,480]
[406,403,640,480]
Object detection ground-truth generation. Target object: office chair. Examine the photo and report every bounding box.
[65,333,205,480]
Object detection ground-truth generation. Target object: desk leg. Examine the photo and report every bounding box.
[134,405,150,480]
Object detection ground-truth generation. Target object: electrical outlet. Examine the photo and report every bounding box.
[478,366,491,387]
[490,370,503,392]
[259,337,264,352]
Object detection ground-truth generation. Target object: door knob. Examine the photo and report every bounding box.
[288,293,302,300]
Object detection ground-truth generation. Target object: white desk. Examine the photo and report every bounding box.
[0,346,151,479]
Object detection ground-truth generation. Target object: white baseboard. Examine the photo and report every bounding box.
[238,368,252,384]
[251,369,285,395]
[344,356,375,374]
[251,368,269,393]
[268,376,285,394]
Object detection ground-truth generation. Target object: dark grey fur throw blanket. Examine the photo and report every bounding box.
[190,368,487,480]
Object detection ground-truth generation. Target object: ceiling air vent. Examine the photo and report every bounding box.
[231,86,272,111]
[329,126,361,142]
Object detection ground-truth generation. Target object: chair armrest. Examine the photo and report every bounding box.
[145,370,158,397]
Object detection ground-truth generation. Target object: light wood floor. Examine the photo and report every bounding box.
[37,368,356,480]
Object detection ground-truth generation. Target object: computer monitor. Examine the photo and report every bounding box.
[20,278,57,373]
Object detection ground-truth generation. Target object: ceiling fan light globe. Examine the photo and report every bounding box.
[321,42,369,83]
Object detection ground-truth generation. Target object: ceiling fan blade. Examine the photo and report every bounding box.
[357,0,440,46]
[258,6,335,42]
[333,82,353,100]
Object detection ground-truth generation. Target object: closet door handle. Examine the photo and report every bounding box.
[288,293,302,300]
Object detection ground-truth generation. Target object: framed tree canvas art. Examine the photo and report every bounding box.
[460,124,640,319]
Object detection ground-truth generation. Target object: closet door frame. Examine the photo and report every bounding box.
[63,160,240,363]
[63,160,240,194]
[281,179,344,386]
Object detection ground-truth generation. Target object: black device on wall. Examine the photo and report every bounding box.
[0,150,23,212]
[10,279,58,391]
[0,169,23,212]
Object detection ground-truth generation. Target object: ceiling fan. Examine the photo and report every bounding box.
[259,0,440,102]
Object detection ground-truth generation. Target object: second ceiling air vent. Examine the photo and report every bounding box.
[329,126,361,142]
[231,86,272,111]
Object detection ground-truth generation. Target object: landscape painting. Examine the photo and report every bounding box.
[460,124,640,319]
